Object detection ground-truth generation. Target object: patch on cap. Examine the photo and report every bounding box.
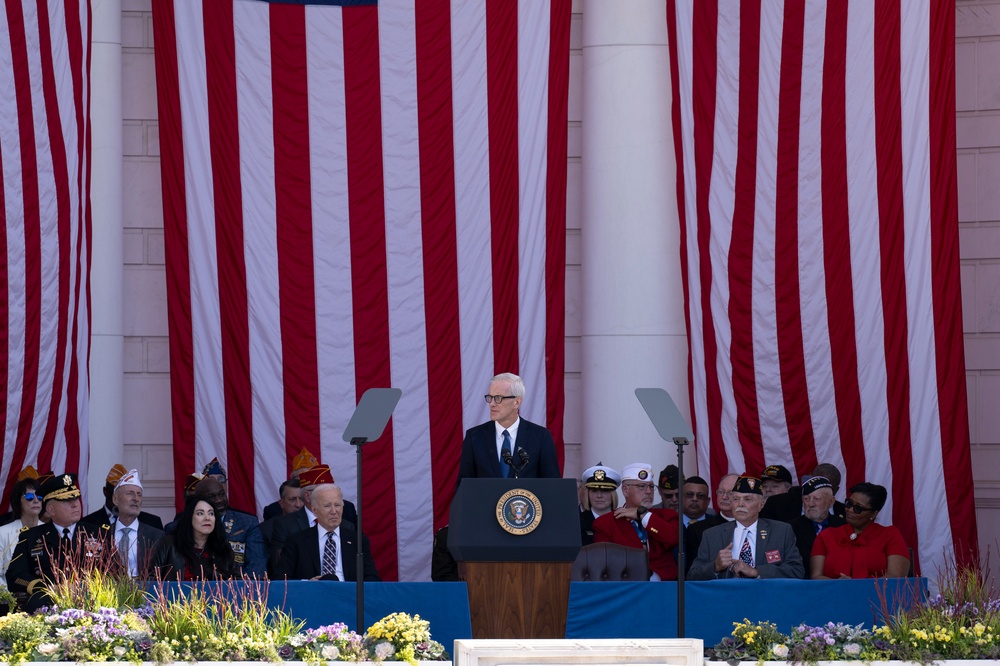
[801,475,833,496]
[40,472,81,503]
[116,469,142,490]
[299,464,334,487]
[184,473,204,493]
[621,463,653,483]
[732,475,763,495]
[658,465,679,490]
[581,463,621,490]
[760,464,793,484]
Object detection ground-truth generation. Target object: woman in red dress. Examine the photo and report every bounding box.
[810,482,909,579]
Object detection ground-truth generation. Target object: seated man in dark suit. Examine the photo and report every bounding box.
[688,475,804,580]
[80,464,164,531]
[110,469,164,579]
[267,464,358,571]
[684,473,738,571]
[790,475,846,574]
[7,474,111,611]
[456,372,560,485]
[272,484,379,581]
[760,463,847,522]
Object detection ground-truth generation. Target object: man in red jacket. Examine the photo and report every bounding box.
[593,462,680,580]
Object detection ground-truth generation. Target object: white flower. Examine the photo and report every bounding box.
[36,643,60,656]
[289,635,305,647]
[321,645,340,660]
[374,641,396,660]
[772,644,789,659]
[844,643,862,656]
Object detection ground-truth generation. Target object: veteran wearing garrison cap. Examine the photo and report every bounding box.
[80,463,164,531]
[111,470,164,578]
[790,476,846,573]
[593,463,681,580]
[688,475,804,580]
[579,463,621,545]
[653,465,680,511]
[6,474,111,612]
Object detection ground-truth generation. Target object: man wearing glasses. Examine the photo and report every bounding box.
[684,473,738,571]
[593,463,680,580]
[456,372,560,485]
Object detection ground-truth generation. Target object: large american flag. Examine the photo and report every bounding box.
[152,0,569,581]
[0,1,91,504]
[667,0,977,578]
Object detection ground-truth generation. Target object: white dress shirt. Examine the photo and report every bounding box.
[494,418,521,463]
[317,524,344,581]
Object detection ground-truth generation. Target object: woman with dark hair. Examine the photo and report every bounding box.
[0,477,46,585]
[810,482,909,579]
[150,493,235,580]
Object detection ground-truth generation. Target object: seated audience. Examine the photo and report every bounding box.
[762,462,847,522]
[7,473,108,612]
[150,493,236,580]
[653,465,679,511]
[261,478,303,548]
[810,482,909,579]
[0,474,46,605]
[272,484,379,581]
[790,476,846,573]
[593,463,679,581]
[688,475,804,580]
[262,448,318,521]
[760,464,793,498]
[580,463,620,545]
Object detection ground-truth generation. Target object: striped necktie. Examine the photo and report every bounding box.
[322,531,337,577]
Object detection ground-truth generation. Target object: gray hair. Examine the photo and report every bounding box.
[310,483,342,510]
[491,372,525,398]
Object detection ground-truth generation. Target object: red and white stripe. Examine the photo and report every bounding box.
[667,0,976,579]
[152,0,569,581]
[1,0,91,506]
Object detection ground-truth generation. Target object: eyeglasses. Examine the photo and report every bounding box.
[716,490,733,498]
[684,492,709,500]
[484,395,517,404]
[844,499,873,514]
[625,483,655,492]
[23,493,43,501]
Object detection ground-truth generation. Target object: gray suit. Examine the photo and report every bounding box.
[688,518,804,580]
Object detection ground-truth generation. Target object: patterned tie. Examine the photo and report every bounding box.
[739,530,754,567]
[631,520,649,550]
[322,531,337,577]
[119,527,133,569]
[500,430,513,478]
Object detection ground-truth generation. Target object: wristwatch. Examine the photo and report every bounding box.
[635,506,648,520]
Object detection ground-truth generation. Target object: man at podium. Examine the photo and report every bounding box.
[456,372,560,485]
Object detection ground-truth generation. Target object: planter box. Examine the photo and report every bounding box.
[708,662,1000,666]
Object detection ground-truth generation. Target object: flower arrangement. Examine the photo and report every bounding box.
[362,613,447,665]
[709,562,1000,664]
[0,558,449,665]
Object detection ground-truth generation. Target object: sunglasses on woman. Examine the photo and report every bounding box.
[23,492,43,501]
[844,499,873,514]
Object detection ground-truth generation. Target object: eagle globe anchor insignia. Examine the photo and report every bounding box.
[496,489,543,535]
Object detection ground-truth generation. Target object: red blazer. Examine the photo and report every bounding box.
[593,508,680,580]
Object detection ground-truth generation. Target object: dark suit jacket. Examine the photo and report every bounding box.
[456,419,560,486]
[112,520,164,578]
[688,518,804,580]
[684,513,727,571]
[760,489,848,523]
[6,522,111,612]
[791,513,847,575]
[272,525,379,581]
[267,503,358,571]
[81,506,164,531]
[262,501,282,522]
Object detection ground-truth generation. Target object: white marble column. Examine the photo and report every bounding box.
[579,0,691,477]
[87,0,123,507]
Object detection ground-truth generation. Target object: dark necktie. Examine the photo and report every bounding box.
[322,531,337,577]
[61,527,71,550]
[739,530,754,567]
[119,527,133,569]
[500,430,512,478]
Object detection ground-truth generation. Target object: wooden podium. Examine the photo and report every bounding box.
[449,478,581,639]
